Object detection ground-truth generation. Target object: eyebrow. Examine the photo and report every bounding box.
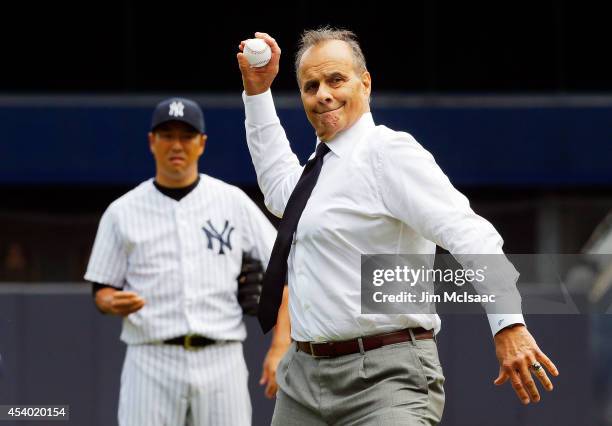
[327,72,347,80]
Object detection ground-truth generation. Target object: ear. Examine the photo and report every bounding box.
[148,132,155,154]
[199,134,207,156]
[361,71,372,97]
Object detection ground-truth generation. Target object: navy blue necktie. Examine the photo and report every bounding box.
[258,142,331,333]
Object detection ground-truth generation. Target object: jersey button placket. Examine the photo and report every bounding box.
[175,206,194,330]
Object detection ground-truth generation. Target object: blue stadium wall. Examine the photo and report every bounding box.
[1,95,611,186]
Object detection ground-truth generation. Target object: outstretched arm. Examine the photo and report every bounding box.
[377,132,559,403]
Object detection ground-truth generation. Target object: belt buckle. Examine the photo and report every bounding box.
[184,334,197,351]
[309,341,330,359]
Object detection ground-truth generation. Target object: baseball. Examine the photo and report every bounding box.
[243,38,272,68]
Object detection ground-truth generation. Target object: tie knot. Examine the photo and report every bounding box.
[316,142,330,158]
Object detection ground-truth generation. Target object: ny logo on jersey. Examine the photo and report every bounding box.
[168,101,185,118]
[202,219,234,254]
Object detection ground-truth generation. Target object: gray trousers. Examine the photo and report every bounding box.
[272,338,445,426]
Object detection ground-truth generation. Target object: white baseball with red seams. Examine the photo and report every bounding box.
[243,38,271,67]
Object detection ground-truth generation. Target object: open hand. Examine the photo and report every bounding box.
[493,324,559,404]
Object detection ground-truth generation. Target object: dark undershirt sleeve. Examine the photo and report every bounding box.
[91,282,119,298]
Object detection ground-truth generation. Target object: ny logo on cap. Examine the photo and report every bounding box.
[168,101,185,117]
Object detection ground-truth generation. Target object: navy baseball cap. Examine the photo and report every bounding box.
[151,97,205,133]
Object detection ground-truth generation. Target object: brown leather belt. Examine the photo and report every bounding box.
[296,327,434,358]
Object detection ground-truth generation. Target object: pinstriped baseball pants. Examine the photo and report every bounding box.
[118,341,251,426]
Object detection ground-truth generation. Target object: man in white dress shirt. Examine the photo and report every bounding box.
[236,28,559,424]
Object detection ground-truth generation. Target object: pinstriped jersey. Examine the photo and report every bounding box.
[85,174,276,344]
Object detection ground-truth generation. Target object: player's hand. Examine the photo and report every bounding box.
[109,291,146,316]
[260,343,290,399]
[237,32,280,96]
[493,324,559,404]
[97,289,146,317]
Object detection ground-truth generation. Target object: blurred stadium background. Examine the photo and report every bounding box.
[0,1,611,425]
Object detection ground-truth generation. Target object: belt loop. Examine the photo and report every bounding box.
[357,337,365,355]
[408,328,417,346]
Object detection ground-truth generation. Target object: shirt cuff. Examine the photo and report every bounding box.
[487,313,526,336]
[242,89,279,125]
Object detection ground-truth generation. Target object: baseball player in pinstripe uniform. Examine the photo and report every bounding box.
[85,97,290,426]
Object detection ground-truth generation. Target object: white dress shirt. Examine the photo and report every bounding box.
[85,174,276,344]
[243,90,524,342]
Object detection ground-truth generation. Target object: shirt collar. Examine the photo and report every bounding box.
[315,112,375,158]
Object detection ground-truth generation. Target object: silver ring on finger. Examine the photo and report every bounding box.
[531,362,543,373]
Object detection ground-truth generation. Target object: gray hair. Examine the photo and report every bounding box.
[294,27,367,82]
